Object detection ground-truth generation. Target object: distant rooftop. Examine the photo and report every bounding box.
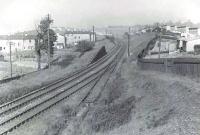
[189,27,199,30]
[64,31,94,35]
[177,26,187,28]
[0,34,36,40]
[161,35,178,40]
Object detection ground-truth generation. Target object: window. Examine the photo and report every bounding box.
[28,46,33,49]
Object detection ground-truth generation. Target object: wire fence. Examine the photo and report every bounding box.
[138,58,200,77]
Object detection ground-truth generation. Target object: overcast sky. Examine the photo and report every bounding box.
[0,0,200,34]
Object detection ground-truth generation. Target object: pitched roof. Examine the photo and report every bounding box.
[0,35,36,40]
[177,26,187,28]
[189,27,199,30]
[64,31,94,35]
[161,35,178,40]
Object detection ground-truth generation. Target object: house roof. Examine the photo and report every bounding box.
[0,35,8,40]
[177,26,187,28]
[9,35,36,40]
[178,36,200,41]
[161,35,178,40]
[64,31,94,35]
[189,27,199,30]
[0,34,36,40]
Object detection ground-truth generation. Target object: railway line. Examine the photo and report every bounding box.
[0,41,125,135]
[0,46,119,117]
[0,45,119,110]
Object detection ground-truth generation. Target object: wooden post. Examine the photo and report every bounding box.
[89,33,91,42]
[64,35,66,48]
[168,43,170,54]
[158,34,161,58]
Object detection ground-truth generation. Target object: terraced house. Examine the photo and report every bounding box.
[54,30,96,49]
[188,27,200,37]
[65,31,96,46]
[0,34,35,56]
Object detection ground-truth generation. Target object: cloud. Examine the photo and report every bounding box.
[0,0,199,34]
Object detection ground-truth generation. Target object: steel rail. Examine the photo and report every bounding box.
[0,46,120,117]
[0,49,119,127]
[0,45,120,110]
[0,50,120,135]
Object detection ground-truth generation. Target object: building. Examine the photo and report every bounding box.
[54,30,96,48]
[177,26,189,37]
[54,33,66,49]
[0,34,35,55]
[150,36,178,54]
[177,37,200,52]
[170,25,177,32]
[64,31,96,47]
[188,27,200,37]
[185,38,200,52]
[164,25,171,31]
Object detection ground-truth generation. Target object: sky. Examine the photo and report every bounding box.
[0,0,200,34]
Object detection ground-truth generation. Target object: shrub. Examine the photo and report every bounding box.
[90,96,136,132]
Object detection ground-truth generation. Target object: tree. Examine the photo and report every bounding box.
[35,15,57,70]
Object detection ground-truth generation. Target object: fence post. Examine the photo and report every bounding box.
[165,58,167,73]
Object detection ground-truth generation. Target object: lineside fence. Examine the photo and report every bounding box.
[137,36,200,77]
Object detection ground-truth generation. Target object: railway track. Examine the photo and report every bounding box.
[0,45,119,110]
[0,46,119,117]
[0,42,125,135]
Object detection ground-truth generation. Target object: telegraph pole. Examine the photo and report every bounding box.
[127,27,131,57]
[47,14,51,69]
[92,26,95,42]
[158,33,161,58]
[9,41,13,77]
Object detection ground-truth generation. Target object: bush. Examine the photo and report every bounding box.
[90,96,136,132]
[105,35,115,44]
[76,40,94,52]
